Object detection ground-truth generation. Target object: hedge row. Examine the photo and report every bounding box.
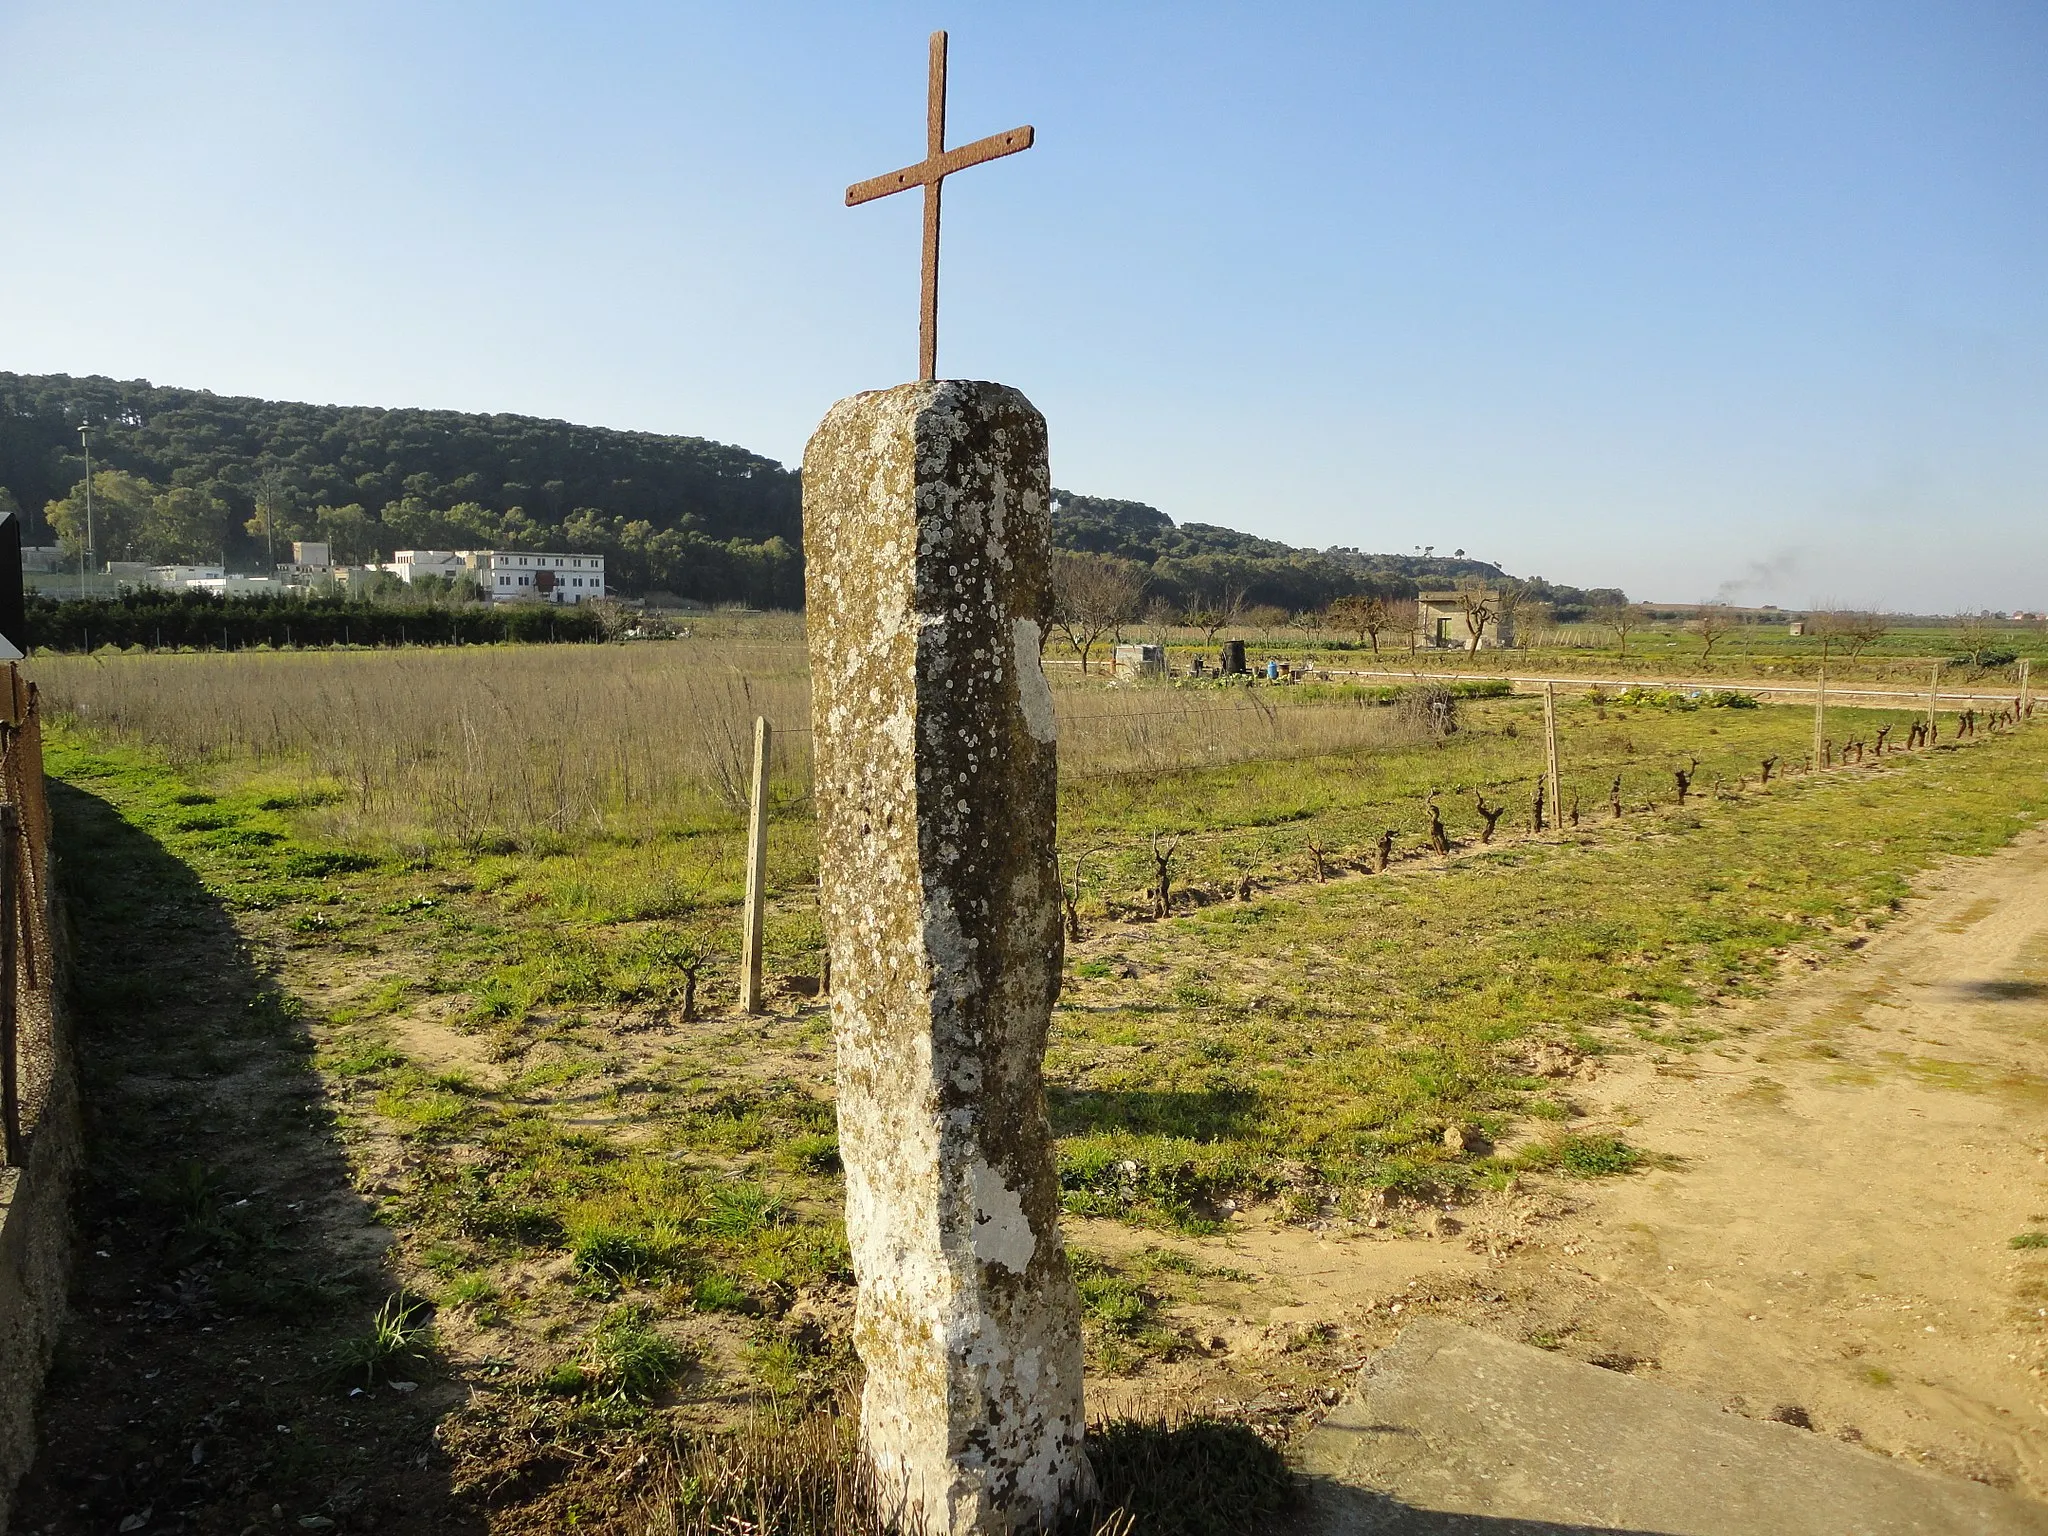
[25,592,604,652]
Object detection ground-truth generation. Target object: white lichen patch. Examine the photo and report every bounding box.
[967,1158,1037,1274]
[1013,620,1056,744]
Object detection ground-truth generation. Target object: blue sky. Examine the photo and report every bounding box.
[2,2,2043,609]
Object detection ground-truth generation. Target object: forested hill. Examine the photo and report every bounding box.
[0,372,804,606]
[0,373,1623,614]
[1049,490,1621,617]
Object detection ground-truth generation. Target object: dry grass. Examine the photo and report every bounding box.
[30,642,1431,844]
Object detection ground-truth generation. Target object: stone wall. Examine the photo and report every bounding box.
[0,997,76,1536]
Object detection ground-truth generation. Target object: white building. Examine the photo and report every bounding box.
[471,550,606,605]
[388,550,468,584]
[276,540,338,589]
[187,575,281,597]
[151,564,226,588]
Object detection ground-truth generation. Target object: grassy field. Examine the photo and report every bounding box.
[22,635,2048,1532]
[1076,617,2047,687]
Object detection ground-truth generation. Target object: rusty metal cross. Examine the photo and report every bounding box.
[846,31,1034,382]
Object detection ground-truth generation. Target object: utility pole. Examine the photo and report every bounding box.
[78,424,94,596]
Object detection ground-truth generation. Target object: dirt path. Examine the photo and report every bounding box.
[1102,828,2048,1510]
[1502,825,2048,1497]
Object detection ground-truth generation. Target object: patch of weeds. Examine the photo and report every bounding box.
[690,1273,753,1313]
[745,1333,807,1396]
[1515,1131,1647,1178]
[417,1242,471,1276]
[535,1361,593,1397]
[1861,1365,1895,1388]
[1071,1251,1179,1373]
[783,1133,841,1174]
[440,1273,503,1323]
[2010,1232,2048,1250]
[704,1182,786,1238]
[1058,1137,1278,1232]
[569,1219,692,1284]
[466,976,521,1025]
[376,1069,475,1132]
[329,1292,434,1388]
[584,1303,689,1401]
[322,1036,405,1077]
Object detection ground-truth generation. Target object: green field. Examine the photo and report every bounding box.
[28,639,2048,1530]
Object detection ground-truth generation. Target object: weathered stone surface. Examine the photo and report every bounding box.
[803,381,1090,1533]
[1301,1321,2047,1534]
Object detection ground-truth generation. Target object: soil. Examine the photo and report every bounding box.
[1123,827,2048,1507]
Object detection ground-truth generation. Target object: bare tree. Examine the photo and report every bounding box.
[1328,591,1397,654]
[1183,585,1247,648]
[1840,610,1889,658]
[1456,585,1498,656]
[1692,603,1734,660]
[1050,552,1146,674]
[1810,605,1888,663]
[1954,611,2000,668]
[1493,581,1534,650]
[1243,604,1289,639]
[1597,599,1646,659]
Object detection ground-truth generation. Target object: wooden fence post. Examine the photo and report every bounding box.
[2022,658,2033,718]
[1,804,18,1166]
[739,716,771,1015]
[1543,682,1562,837]
[1926,662,1941,740]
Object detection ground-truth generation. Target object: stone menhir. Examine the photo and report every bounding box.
[802,381,1091,1533]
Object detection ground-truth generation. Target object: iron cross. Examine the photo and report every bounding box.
[846,31,1034,382]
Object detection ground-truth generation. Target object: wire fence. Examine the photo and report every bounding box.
[0,667,56,1167]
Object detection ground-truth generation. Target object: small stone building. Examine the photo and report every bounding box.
[1113,642,1165,679]
[1415,590,1514,650]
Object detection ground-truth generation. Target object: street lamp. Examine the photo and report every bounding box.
[78,423,96,596]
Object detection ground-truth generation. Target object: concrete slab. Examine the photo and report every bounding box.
[1298,1321,2048,1535]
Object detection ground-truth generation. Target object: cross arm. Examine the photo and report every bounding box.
[845,125,1035,206]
